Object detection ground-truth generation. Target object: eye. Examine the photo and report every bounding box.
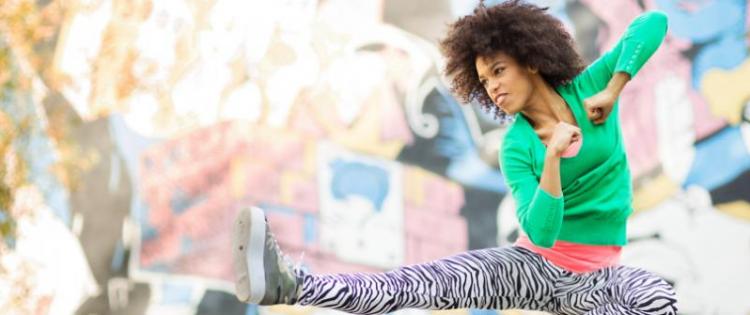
[494,67,504,75]
[480,79,487,87]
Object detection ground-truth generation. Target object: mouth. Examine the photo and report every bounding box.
[495,93,508,106]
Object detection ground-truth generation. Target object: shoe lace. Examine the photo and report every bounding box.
[266,232,304,274]
[266,230,307,303]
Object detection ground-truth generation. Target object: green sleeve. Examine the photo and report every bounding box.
[578,11,668,93]
[500,138,564,248]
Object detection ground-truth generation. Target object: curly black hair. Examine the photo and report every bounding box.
[439,0,584,120]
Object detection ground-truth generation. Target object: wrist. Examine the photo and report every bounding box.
[606,72,630,96]
[545,150,562,159]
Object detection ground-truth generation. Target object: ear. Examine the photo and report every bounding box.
[527,65,539,74]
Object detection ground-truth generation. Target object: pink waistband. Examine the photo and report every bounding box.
[514,233,622,273]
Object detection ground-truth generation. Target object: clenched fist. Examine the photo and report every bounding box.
[548,122,581,157]
[583,89,616,125]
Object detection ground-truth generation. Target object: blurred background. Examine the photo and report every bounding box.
[0,0,749,314]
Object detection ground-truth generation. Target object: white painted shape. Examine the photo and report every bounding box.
[317,142,405,268]
[221,82,263,122]
[654,76,696,184]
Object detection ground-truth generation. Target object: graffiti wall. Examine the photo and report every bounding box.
[1,0,748,314]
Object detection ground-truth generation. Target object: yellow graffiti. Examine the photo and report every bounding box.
[404,166,429,207]
[716,201,750,222]
[280,171,314,206]
[310,90,407,159]
[261,305,317,315]
[701,58,750,124]
[260,305,474,315]
[433,309,472,315]
[631,174,680,214]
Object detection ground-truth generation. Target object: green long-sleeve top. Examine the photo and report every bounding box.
[500,11,668,248]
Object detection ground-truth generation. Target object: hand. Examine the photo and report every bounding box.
[547,122,581,157]
[583,89,616,124]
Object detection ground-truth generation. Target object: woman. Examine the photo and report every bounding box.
[232,1,678,314]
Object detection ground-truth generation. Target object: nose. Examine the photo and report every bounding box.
[487,77,501,95]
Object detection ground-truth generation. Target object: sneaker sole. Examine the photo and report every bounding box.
[232,207,267,303]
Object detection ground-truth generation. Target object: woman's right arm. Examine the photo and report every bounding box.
[501,123,580,248]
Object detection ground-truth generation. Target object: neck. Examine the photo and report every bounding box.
[521,77,568,128]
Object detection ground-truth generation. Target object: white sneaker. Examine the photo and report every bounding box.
[232,207,302,305]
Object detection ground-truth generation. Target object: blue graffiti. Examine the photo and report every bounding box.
[656,0,748,88]
[109,114,161,242]
[159,282,195,305]
[1,89,72,225]
[431,85,508,193]
[684,125,750,190]
[303,213,317,244]
[170,188,206,215]
[329,159,390,211]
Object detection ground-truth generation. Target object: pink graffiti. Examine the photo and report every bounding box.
[581,0,725,178]
[138,122,316,281]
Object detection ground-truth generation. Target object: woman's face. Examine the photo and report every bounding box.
[475,51,536,115]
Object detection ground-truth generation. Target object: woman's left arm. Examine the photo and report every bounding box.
[581,11,668,124]
[584,72,630,124]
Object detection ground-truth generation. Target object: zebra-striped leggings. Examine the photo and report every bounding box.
[297,246,678,314]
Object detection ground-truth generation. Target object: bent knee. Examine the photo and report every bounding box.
[631,278,678,314]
